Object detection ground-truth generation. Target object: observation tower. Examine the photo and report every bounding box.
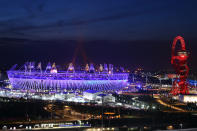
[171,36,190,95]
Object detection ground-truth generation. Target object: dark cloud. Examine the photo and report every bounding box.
[0,0,196,72]
[0,1,169,37]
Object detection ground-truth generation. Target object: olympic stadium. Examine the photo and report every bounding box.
[7,62,129,93]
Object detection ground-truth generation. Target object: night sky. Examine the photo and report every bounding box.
[0,0,197,71]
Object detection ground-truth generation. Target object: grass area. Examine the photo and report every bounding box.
[0,98,50,123]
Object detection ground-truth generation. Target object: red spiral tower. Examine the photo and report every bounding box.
[171,36,189,95]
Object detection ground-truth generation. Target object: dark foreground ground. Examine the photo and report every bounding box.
[1,98,197,131]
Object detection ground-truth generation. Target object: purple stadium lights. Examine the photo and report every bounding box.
[7,63,129,92]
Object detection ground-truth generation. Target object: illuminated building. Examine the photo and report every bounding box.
[83,90,115,103]
[83,90,101,100]
[7,62,129,92]
[179,95,197,103]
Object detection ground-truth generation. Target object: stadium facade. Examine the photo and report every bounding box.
[7,62,129,92]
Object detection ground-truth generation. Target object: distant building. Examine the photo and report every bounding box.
[179,95,197,103]
[83,90,101,100]
[83,90,115,103]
